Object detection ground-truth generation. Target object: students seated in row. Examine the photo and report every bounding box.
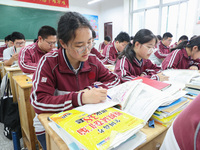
[18,25,57,74]
[170,35,188,49]
[161,36,200,70]
[114,29,168,83]
[98,35,111,52]
[3,32,26,66]
[160,94,200,150]
[0,34,13,59]
[149,32,173,66]
[30,11,120,150]
[102,32,130,65]
[90,30,106,61]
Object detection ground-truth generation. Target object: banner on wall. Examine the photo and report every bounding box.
[15,0,69,8]
[83,14,99,40]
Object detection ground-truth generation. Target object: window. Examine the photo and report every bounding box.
[133,0,159,10]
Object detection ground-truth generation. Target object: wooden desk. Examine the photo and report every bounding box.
[13,75,40,150]
[38,113,168,150]
[4,66,23,102]
[0,61,4,79]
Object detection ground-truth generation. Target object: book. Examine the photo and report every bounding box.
[49,107,145,150]
[132,76,171,91]
[185,76,200,90]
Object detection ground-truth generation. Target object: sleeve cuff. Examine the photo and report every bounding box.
[72,92,84,107]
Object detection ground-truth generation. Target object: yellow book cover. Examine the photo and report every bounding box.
[49,107,144,150]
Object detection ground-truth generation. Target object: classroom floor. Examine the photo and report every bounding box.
[0,122,24,150]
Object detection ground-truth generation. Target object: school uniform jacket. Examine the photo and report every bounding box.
[98,42,106,51]
[18,42,47,74]
[161,48,200,70]
[0,44,8,58]
[173,94,200,150]
[90,47,106,61]
[30,48,120,135]
[114,55,161,83]
[102,41,119,65]
[170,42,178,49]
[154,41,170,59]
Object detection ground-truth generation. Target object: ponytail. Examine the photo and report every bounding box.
[170,40,188,51]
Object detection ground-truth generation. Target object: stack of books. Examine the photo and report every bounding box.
[151,97,191,126]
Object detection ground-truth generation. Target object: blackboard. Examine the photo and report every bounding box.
[0,5,65,40]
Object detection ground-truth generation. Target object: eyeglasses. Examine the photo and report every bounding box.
[44,39,57,46]
[72,42,96,54]
[15,42,25,46]
[142,45,154,54]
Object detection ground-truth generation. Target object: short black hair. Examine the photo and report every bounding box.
[162,32,173,40]
[104,36,111,42]
[11,32,25,42]
[33,38,38,43]
[178,35,188,41]
[115,32,130,43]
[58,11,93,45]
[156,35,162,40]
[92,30,96,39]
[5,34,12,42]
[38,25,57,39]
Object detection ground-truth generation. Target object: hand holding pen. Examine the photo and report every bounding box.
[82,86,108,104]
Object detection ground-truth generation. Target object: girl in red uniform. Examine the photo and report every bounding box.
[162,36,200,70]
[30,12,120,150]
[114,29,168,83]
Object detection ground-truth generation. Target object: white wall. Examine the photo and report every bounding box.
[192,0,200,36]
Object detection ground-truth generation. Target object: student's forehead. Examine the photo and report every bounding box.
[73,28,92,43]
[14,39,25,42]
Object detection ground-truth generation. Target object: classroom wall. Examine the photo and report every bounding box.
[193,0,200,36]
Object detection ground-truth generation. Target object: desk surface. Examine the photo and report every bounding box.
[13,75,32,89]
[4,66,21,71]
[38,113,168,150]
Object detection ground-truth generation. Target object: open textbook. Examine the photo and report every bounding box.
[75,79,187,123]
[49,107,145,150]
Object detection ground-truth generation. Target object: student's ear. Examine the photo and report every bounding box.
[135,41,140,48]
[192,46,199,53]
[38,36,43,42]
[59,39,67,49]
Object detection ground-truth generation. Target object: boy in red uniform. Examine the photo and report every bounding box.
[30,11,120,150]
[98,35,111,52]
[102,32,130,65]
[0,34,13,59]
[170,35,188,49]
[149,32,173,66]
[18,26,57,74]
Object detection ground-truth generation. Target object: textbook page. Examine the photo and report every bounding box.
[75,80,142,114]
[162,69,200,84]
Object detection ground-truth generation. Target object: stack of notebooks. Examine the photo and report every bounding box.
[48,78,188,150]
[151,96,192,127]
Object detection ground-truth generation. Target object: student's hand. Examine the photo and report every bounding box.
[156,72,169,81]
[78,89,89,93]
[140,73,145,77]
[189,65,198,70]
[82,88,107,104]
[11,53,19,61]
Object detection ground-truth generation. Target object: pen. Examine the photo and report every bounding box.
[94,85,112,100]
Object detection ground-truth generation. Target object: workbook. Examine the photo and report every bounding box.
[49,107,145,150]
[75,79,186,123]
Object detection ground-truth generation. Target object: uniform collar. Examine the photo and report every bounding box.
[133,56,143,67]
[182,48,190,59]
[35,42,48,54]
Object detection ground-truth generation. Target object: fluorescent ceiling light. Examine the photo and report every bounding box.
[88,0,102,5]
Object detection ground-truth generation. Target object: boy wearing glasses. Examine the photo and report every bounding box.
[18,25,57,74]
[149,32,173,66]
[102,32,130,65]
[3,32,26,66]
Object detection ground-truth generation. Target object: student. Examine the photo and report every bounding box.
[149,32,173,66]
[30,11,120,150]
[160,94,200,150]
[0,34,13,59]
[18,26,57,74]
[161,36,200,70]
[90,30,106,61]
[170,35,188,49]
[3,32,26,66]
[102,32,130,65]
[98,35,111,52]
[114,29,168,83]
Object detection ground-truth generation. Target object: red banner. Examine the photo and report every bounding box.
[15,0,69,8]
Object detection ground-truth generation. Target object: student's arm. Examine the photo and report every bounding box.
[4,53,18,66]
[161,50,182,70]
[90,48,105,60]
[154,48,170,59]
[103,45,116,65]
[18,47,37,74]
[114,56,136,83]
[86,56,121,89]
